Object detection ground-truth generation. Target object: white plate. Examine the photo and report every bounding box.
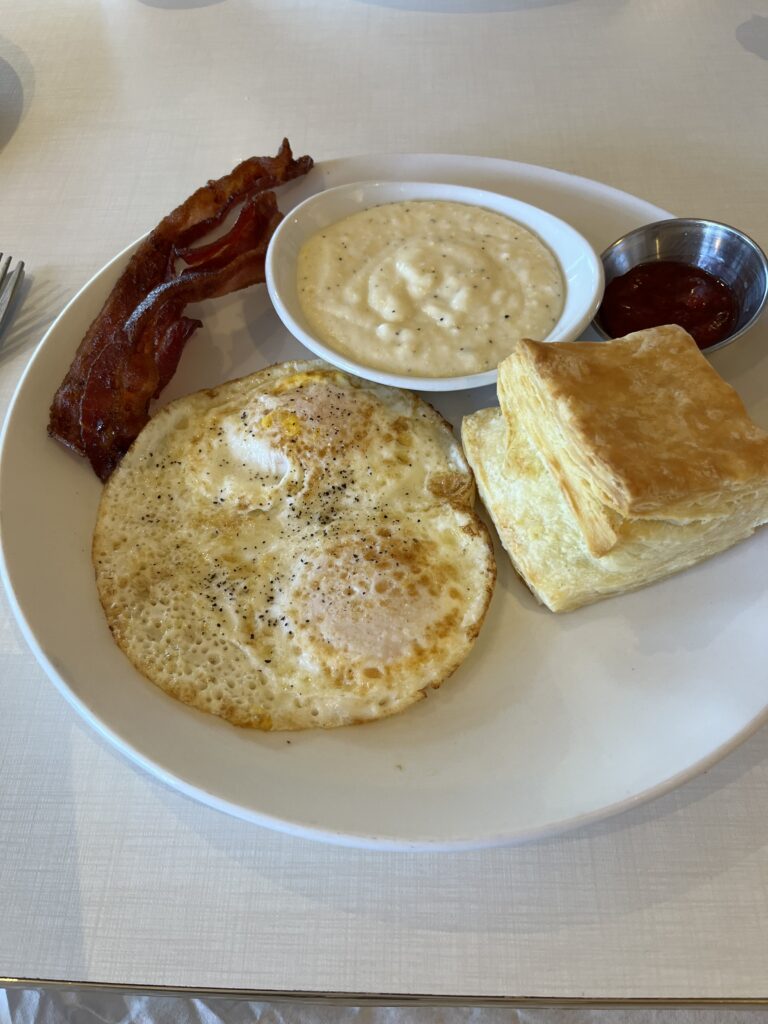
[265,180,603,391]
[2,153,767,851]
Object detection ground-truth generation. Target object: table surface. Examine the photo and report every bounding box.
[2,0,768,1005]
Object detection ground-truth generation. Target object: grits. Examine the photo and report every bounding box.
[297,200,565,377]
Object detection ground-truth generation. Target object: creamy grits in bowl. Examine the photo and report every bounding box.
[266,181,604,392]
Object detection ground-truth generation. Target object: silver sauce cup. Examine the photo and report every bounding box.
[592,218,768,353]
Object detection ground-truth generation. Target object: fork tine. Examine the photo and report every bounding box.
[0,262,24,336]
[0,254,10,297]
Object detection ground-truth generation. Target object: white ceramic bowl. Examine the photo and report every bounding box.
[266,180,604,391]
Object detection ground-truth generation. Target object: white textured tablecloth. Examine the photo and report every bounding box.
[2,0,768,1009]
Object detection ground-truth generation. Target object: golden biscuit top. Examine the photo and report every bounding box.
[500,326,768,517]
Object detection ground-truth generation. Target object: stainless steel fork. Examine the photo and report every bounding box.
[0,255,25,337]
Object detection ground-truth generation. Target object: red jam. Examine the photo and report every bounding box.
[597,260,739,350]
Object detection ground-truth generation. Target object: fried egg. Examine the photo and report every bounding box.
[93,361,496,729]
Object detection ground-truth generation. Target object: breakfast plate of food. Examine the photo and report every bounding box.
[2,142,768,850]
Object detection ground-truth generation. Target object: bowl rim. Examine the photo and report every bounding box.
[266,179,605,392]
[592,217,768,353]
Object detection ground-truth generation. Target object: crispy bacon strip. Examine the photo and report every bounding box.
[48,140,313,479]
[75,194,281,481]
[174,194,270,272]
